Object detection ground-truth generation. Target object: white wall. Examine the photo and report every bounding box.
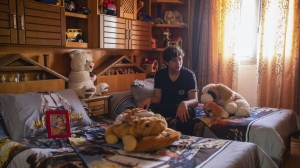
[237,64,258,107]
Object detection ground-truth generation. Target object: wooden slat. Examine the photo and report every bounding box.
[26,31,61,39]
[26,23,61,32]
[131,40,150,45]
[103,15,126,23]
[0,4,9,12]
[25,16,61,26]
[0,66,43,71]
[104,38,126,44]
[103,32,126,39]
[103,43,126,49]
[24,1,61,13]
[0,28,10,35]
[0,20,9,28]
[131,30,149,36]
[0,79,65,94]
[26,38,62,46]
[25,8,61,20]
[0,11,9,20]
[0,36,10,43]
[103,27,126,34]
[0,0,8,5]
[104,21,126,29]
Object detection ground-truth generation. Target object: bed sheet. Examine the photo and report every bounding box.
[0,118,277,168]
[197,107,300,165]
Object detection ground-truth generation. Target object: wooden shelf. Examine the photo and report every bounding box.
[66,42,88,48]
[151,0,185,4]
[152,24,187,28]
[151,48,166,51]
[65,12,88,19]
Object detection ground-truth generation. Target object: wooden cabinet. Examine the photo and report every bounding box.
[81,95,113,118]
[99,14,151,50]
[0,0,65,46]
[65,0,89,48]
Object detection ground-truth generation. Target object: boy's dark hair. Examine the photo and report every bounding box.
[162,47,185,62]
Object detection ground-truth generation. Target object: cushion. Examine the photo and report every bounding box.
[110,91,136,120]
[0,89,96,141]
[131,78,154,105]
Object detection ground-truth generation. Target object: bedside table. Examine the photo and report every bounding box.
[81,94,113,119]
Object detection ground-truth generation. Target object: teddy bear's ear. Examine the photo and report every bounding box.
[216,84,233,101]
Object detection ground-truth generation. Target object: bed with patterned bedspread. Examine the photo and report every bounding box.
[0,118,277,168]
[110,90,300,166]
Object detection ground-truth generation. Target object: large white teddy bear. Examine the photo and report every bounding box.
[68,50,109,98]
[201,83,250,117]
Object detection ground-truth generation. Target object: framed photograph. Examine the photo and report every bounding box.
[46,110,71,138]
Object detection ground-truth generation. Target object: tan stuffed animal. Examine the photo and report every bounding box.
[105,109,181,152]
[201,83,250,117]
[203,102,230,118]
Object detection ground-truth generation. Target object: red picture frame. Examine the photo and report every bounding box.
[46,110,71,138]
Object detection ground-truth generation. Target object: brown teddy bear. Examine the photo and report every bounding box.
[201,83,250,117]
[105,108,181,152]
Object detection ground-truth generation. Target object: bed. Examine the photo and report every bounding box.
[0,88,278,168]
[109,79,300,166]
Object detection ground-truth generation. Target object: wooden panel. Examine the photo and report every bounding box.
[26,31,61,39]
[24,1,61,13]
[104,38,126,44]
[0,21,9,28]
[104,21,126,29]
[25,9,61,19]
[96,73,146,93]
[0,11,9,20]
[26,23,61,32]
[0,36,10,43]
[25,16,61,26]
[104,32,126,39]
[26,38,62,46]
[103,27,125,34]
[103,43,127,49]
[0,79,65,94]
[103,15,126,23]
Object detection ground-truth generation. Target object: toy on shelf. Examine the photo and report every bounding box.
[65,0,91,15]
[151,34,158,49]
[170,36,182,48]
[1,75,6,83]
[66,29,83,43]
[163,28,171,47]
[142,59,158,73]
[99,0,116,16]
[164,10,176,24]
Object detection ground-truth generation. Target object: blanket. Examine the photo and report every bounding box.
[196,107,282,141]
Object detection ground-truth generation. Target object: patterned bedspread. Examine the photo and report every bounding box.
[0,117,278,168]
[196,107,281,141]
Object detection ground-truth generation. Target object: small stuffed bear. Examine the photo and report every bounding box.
[68,50,109,98]
[203,102,230,118]
[201,83,250,117]
[105,108,181,152]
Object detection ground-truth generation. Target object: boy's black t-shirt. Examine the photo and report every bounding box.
[154,67,197,106]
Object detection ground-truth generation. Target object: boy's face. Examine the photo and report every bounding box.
[165,55,183,72]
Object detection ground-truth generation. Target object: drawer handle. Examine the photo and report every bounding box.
[92,107,103,111]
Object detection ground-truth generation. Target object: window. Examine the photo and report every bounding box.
[236,0,260,64]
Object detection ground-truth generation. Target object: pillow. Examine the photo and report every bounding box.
[0,89,96,141]
[110,91,136,120]
[131,78,154,105]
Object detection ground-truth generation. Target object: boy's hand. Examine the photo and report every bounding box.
[138,97,151,110]
[176,101,190,123]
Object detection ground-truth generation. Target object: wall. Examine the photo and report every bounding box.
[237,64,258,107]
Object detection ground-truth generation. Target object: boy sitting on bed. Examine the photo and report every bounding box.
[138,46,199,135]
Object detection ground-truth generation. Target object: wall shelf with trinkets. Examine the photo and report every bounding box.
[0,54,68,94]
[93,55,147,93]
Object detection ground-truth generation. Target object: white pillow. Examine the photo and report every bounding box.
[131,78,154,105]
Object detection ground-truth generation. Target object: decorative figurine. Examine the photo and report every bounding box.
[23,73,28,81]
[163,28,171,47]
[151,34,158,49]
[1,75,6,83]
[14,73,20,82]
[42,73,47,80]
[36,74,40,80]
